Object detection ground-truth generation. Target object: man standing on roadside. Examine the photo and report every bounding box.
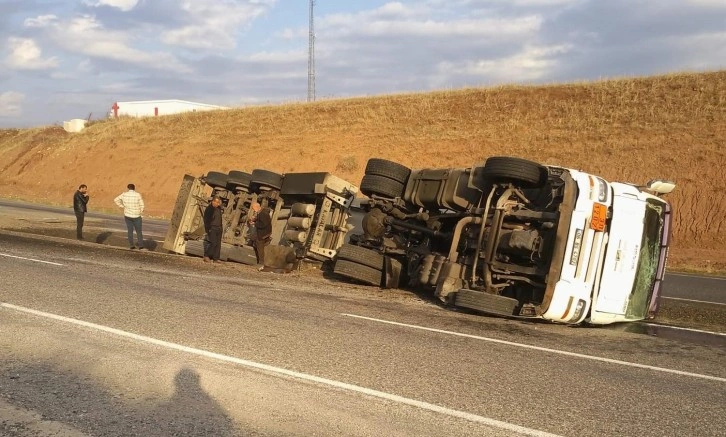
[114,183,145,250]
[250,201,272,270]
[203,196,223,263]
[73,184,89,240]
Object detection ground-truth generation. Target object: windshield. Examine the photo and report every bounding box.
[625,199,665,319]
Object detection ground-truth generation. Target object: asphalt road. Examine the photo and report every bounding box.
[0,198,169,239]
[1,198,724,305]
[1,232,725,436]
[661,273,726,305]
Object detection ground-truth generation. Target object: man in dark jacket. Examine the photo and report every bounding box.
[250,201,272,269]
[203,196,224,262]
[73,184,90,240]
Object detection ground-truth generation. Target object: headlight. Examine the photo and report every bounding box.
[596,177,608,202]
[569,299,587,322]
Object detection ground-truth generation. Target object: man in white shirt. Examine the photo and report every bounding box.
[114,183,145,249]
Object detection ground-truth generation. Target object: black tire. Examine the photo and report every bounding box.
[364,158,411,184]
[227,170,252,191]
[480,157,545,188]
[360,174,405,198]
[334,259,382,286]
[205,171,228,189]
[250,169,283,190]
[336,244,384,270]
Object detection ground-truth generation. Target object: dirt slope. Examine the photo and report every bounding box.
[0,71,724,272]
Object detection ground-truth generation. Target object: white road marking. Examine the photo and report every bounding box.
[341,314,726,383]
[0,253,63,266]
[641,323,726,337]
[0,303,561,437]
[662,296,726,306]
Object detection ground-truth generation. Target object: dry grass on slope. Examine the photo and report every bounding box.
[0,70,724,270]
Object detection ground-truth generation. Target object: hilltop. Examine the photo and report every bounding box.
[0,71,724,272]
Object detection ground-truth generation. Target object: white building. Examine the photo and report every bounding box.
[109,99,228,118]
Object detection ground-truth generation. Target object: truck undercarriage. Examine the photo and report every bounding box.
[334,156,673,324]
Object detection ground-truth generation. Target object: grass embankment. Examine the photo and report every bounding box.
[0,70,724,272]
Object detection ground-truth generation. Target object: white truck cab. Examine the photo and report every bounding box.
[336,157,674,325]
[543,171,673,324]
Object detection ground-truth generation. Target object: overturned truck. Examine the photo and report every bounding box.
[163,169,358,268]
[334,157,675,325]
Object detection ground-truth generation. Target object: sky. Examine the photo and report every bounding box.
[0,0,724,128]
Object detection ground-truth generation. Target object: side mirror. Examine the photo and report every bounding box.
[645,179,676,195]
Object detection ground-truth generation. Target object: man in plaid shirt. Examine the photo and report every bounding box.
[114,183,145,249]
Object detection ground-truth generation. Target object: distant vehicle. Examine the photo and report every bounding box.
[334,157,675,325]
[163,170,358,268]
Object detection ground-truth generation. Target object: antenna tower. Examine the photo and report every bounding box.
[307,0,316,102]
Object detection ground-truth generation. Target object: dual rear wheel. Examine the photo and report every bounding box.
[333,244,384,286]
[360,158,411,199]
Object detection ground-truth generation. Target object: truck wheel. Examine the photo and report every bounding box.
[334,259,383,287]
[480,157,546,188]
[336,244,384,270]
[360,174,405,199]
[205,171,228,189]
[250,169,283,191]
[364,158,411,184]
[227,170,252,191]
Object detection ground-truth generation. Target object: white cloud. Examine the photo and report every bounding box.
[248,50,307,63]
[361,16,541,37]
[24,15,58,28]
[323,3,425,29]
[160,0,276,50]
[489,0,580,6]
[668,31,726,70]
[0,92,25,117]
[277,28,302,40]
[28,14,191,73]
[439,44,573,82]
[320,3,541,39]
[437,0,581,7]
[5,37,59,70]
[84,0,139,12]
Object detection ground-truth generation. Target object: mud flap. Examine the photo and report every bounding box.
[434,262,464,303]
[382,256,402,289]
[454,289,518,316]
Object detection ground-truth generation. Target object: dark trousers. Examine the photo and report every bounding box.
[124,216,144,248]
[75,212,85,239]
[254,236,270,266]
[205,227,223,260]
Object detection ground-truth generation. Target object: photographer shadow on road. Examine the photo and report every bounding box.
[150,367,236,436]
[0,364,238,436]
